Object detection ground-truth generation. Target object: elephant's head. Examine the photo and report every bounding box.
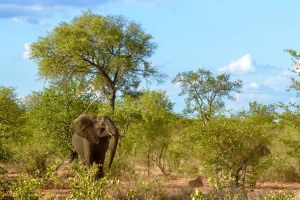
[72,114,120,168]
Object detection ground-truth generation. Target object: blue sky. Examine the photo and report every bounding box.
[1,0,299,113]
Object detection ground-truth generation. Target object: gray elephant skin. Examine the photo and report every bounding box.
[72,114,120,180]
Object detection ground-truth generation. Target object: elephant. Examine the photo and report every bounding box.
[71,114,120,180]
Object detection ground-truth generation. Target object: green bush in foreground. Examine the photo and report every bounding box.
[261,191,296,200]
[10,173,42,199]
[68,164,121,199]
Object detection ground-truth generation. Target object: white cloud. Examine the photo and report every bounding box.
[218,54,257,74]
[283,70,293,76]
[263,76,285,91]
[235,93,274,102]
[22,43,31,60]
[248,82,259,89]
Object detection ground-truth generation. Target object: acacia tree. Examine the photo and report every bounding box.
[30,11,164,112]
[172,68,242,124]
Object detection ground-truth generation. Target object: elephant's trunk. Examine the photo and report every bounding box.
[108,133,119,168]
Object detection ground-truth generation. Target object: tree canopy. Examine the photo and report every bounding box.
[172,68,243,124]
[30,11,164,111]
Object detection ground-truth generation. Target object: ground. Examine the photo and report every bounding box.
[2,163,300,199]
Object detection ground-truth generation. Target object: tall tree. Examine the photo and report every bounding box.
[30,11,164,112]
[172,68,242,124]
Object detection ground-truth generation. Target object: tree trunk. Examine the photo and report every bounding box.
[109,91,116,113]
[147,146,151,176]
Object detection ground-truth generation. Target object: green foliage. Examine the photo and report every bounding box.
[96,90,177,175]
[24,81,99,155]
[181,118,271,188]
[248,101,277,123]
[68,164,121,199]
[42,162,66,189]
[10,173,42,199]
[191,189,206,200]
[13,81,100,173]
[262,117,300,182]
[124,178,165,199]
[204,187,247,200]
[261,191,296,200]
[119,90,176,175]
[30,10,163,111]
[0,175,9,199]
[167,118,197,174]
[277,103,300,157]
[0,86,26,162]
[284,49,300,97]
[172,68,242,124]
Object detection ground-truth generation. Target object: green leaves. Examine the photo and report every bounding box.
[0,86,26,162]
[181,118,271,188]
[285,49,300,97]
[172,68,243,123]
[30,10,162,111]
[24,81,100,156]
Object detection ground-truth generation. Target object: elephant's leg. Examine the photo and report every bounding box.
[82,138,92,166]
[72,133,90,165]
[93,137,109,180]
[94,160,105,180]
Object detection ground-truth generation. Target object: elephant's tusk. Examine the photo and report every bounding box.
[109,132,123,137]
[109,132,115,136]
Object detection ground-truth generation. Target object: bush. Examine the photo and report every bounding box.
[181,119,272,189]
[68,163,122,199]
[260,191,296,200]
[10,173,42,199]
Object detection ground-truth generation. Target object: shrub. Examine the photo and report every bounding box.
[261,191,296,200]
[68,163,122,199]
[10,173,42,199]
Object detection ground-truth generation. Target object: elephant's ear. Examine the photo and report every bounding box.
[72,114,99,144]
